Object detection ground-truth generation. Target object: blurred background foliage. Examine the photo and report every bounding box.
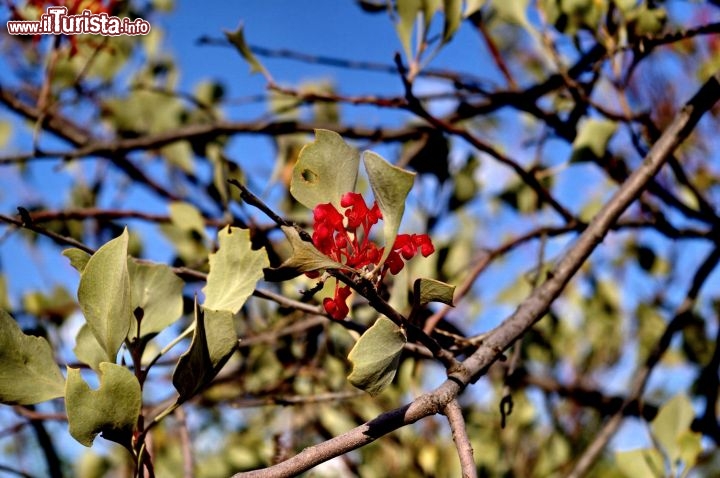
[1,0,720,476]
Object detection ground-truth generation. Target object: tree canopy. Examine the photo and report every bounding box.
[1,1,720,477]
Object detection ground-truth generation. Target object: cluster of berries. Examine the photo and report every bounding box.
[310,192,433,319]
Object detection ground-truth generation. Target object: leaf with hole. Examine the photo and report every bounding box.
[290,129,360,210]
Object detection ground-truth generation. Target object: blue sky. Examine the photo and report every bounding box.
[2,1,719,473]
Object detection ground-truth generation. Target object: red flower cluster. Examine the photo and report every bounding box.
[312,192,434,319]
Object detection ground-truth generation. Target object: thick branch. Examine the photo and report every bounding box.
[232,64,720,478]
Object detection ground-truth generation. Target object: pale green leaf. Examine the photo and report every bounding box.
[0,121,11,149]
[264,226,346,281]
[73,324,106,371]
[442,0,463,43]
[127,259,184,340]
[0,275,10,311]
[168,201,207,238]
[77,229,132,364]
[224,24,269,76]
[363,151,415,268]
[172,302,237,401]
[203,226,268,314]
[615,448,664,478]
[492,0,530,27]
[0,309,65,405]
[414,278,455,306]
[396,0,421,58]
[651,394,697,464]
[161,141,194,174]
[290,129,360,210]
[677,430,703,469]
[571,118,618,162]
[66,362,141,448]
[422,0,442,29]
[348,317,407,395]
[464,0,486,17]
[63,248,91,273]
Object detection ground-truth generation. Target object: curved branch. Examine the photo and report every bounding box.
[232,63,720,478]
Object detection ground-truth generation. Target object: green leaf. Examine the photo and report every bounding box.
[264,226,347,281]
[396,0,421,58]
[363,151,415,269]
[422,0,442,29]
[414,278,455,306]
[442,0,463,43]
[464,0,485,17]
[172,301,237,401]
[677,430,702,469]
[615,448,664,478]
[0,275,8,311]
[0,309,65,405]
[126,259,184,340]
[77,229,132,364]
[347,317,407,395]
[651,394,697,465]
[73,324,107,371]
[203,226,268,314]
[571,118,618,162]
[168,201,207,238]
[63,248,91,273]
[224,24,269,77]
[290,129,360,210]
[66,362,141,448]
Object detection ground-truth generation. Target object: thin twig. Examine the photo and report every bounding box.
[566,244,720,478]
[444,399,477,478]
[232,64,720,478]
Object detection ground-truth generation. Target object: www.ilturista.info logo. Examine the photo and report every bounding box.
[7,6,150,36]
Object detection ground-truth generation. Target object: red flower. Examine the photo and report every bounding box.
[309,193,434,319]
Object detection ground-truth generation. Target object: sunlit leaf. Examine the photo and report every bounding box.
[348,317,407,395]
[127,259,184,339]
[464,0,485,17]
[363,150,415,269]
[290,129,360,210]
[651,394,698,464]
[172,301,237,401]
[396,0,421,58]
[63,248,91,273]
[77,229,132,364]
[225,24,269,77]
[168,201,207,238]
[615,448,664,478]
[73,324,107,371]
[66,362,141,448]
[0,310,65,405]
[264,226,346,282]
[414,278,455,306]
[571,118,618,162]
[442,0,463,43]
[203,226,268,314]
